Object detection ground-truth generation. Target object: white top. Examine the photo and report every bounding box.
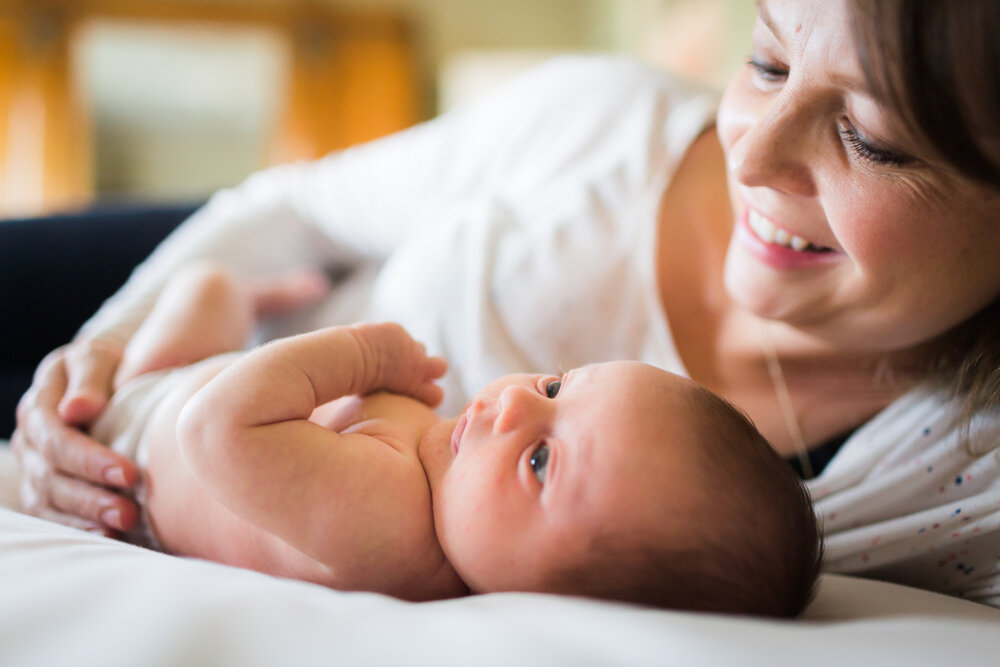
[808,388,1000,607]
[78,55,1000,606]
[81,55,715,417]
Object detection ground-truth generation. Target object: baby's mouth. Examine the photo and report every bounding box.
[748,209,834,253]
[450,413,468,455]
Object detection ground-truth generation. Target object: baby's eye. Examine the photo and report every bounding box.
[530,443,550,483]
[545,379,561,398]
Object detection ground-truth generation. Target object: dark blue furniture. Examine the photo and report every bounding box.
[0,202,202,438]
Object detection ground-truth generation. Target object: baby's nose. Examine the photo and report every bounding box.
[493,385,536,434]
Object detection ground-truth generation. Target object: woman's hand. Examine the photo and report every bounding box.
[354,322,448,407]
[12,266,331,535]
[12,340,139,535]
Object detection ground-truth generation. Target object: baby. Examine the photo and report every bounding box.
[94,264,822,617]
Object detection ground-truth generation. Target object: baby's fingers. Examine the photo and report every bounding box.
[411,382,445,408]
[408,356,446,406]
[425,355,448,379]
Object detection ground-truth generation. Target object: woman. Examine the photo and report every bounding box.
[14,0,1000,605]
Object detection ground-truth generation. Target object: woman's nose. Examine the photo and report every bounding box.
[493,385,540,435]
[724,97,817,198]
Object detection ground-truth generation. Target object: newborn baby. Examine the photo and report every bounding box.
[94,264,821,617]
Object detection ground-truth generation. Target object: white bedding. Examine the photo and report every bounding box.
[1,445,998,667]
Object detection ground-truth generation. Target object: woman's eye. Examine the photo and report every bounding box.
[837,121,912,168]
[530,443,549,483]
[545,379,561,398]
[746,56,787,84]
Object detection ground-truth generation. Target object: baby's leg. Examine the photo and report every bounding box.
[115,263,255,388]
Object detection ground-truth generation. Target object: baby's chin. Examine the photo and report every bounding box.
[417,417,459,492]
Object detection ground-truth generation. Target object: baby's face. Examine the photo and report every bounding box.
[418,361,709,593]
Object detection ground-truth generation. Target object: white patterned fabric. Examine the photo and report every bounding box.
[809,387,1000,606]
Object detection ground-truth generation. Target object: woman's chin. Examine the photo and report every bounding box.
[722,245,836,325]
[724,256,794,320]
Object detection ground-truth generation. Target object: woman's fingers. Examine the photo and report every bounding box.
[59,339,122,425]
[13,340,140,533]
[17,351,137,488]
[35,507,116,537]
[14,426,138,531]
[33,418,137,489]
[48,474,139,531]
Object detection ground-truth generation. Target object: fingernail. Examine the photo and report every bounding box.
[103,467,126,487]
[100,508,123,530]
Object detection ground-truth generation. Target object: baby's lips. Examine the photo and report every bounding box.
[451,412,469,455]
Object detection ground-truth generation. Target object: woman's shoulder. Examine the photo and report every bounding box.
[813,385,1000,482]
[503,55,717,121]
[806,384,1000,603]
[437,55,720,200]
[518,54,712,93]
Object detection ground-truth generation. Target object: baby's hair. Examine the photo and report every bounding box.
[545,383,823,618]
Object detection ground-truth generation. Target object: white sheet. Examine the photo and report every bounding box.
[1,444,998,667]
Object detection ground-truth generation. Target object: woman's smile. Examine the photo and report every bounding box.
[736,208,843,271]
[747,208,832,253]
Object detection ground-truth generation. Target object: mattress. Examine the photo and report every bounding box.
[1,445,998,666]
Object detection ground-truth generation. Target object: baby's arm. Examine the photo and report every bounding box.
[115,263,329,387]
[175,322,446,579]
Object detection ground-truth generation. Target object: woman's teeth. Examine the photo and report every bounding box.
[748,209,830,252]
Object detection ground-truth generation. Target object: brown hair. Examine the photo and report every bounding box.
[849,1,1000,431]
[545,386,823,618]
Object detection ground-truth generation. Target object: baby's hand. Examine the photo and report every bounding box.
[352,322,447,407]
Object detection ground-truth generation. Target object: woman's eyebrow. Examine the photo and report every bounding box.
[756,0,783,43]
[756,0,867,94]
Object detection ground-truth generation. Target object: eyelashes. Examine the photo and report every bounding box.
[837,123,912,168]
[746,56,786,83]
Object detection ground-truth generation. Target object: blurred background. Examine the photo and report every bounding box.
[0,0,755,218]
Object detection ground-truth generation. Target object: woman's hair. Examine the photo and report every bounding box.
[849,0,1000,184]
[544,386,823,618]
[850,0,1000,428]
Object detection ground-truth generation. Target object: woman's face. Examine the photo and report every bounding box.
[717,0,1000,352]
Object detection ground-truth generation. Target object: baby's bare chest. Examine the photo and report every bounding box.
[309,391,439,455]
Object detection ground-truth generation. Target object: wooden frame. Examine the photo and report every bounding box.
[0,0,420,215]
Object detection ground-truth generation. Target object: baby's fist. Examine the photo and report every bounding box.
[353,322,447,407]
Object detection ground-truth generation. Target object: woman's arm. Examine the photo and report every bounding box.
[175,323,445,573]
[10,86,510,529]
[14,55,641,529]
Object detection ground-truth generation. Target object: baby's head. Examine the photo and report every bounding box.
[419,361,822,617]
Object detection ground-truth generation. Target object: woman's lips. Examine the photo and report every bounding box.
[747,208,832,252]
[451,413,468,456]
[737,209,843,270]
